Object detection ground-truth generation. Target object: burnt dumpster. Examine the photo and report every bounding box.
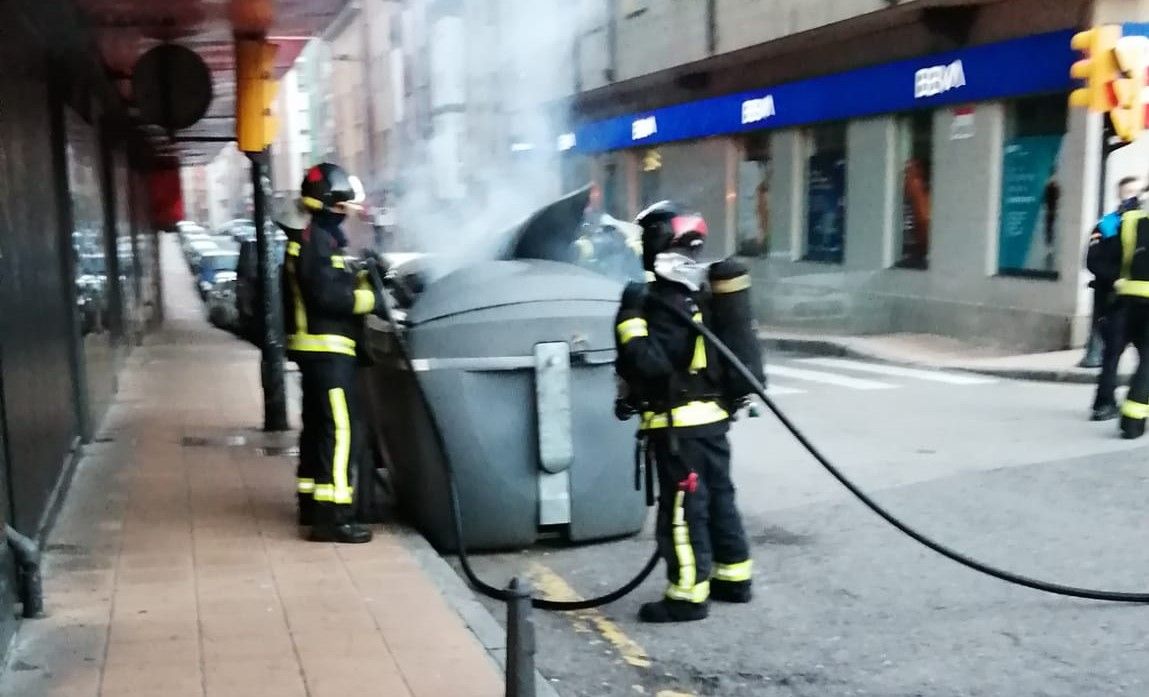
[360,258,645,551]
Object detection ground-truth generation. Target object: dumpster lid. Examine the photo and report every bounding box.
[492,184,593,263]
[407,259,622,325]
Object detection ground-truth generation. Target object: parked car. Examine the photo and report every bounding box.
[186,238,218,273]
[216,218,256,244]
[205,273,240,331]
[195,248,241,299]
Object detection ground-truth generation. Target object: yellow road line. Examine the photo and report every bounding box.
[527,561,653,669]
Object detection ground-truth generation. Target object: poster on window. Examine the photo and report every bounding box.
[805,154,847,263]
[998,135,1064,275]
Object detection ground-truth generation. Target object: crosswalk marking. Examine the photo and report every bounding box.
[795,357,997,385]
[764,364,896,390]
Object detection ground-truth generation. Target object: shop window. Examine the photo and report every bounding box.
[895,111,934,269]
[736,133,770,257]
[997,94,1069,278]
[804,123,848,264]
[600,156,623,218]
[639,148,662,209]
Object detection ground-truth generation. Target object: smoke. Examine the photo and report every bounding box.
[391,0,598,272]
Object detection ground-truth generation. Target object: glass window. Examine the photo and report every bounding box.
[600,156,623,218]
[638,148,662,210]
[804,123,848,264]
[997,94,1068,278]
[736,133,770,257]
[895,111,934,269]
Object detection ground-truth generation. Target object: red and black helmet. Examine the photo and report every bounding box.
[300,163,363,212]
[634,200,708,271]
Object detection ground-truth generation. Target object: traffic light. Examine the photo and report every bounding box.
[1069,25,1121,112]
[1111,35,1149,142]
[235,38,279,152]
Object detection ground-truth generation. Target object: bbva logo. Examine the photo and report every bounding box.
[741,95,776,125]
[915,60,966,99]
[632,116,658,140]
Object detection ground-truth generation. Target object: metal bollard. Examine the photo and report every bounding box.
[505,577,536,697]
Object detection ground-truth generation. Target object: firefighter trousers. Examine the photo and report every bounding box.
[1121,303,1149,438]
[296,354,361,523]
[650,432,752,604]
[1094,295,1127,410]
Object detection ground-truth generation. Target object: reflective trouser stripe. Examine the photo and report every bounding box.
[287,333,357,356]
[353,289,375,314]
[617,318,648,345]
[712,559,753,583]
[1117,280,1149,298]
[312,484,355,503]
[1122,399,1149,420]
[329,388,353,505]
[642,401,729,430]
[665,490,709,603]
[297,478,316,494]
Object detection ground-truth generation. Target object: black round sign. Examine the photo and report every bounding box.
[131,43,213,130]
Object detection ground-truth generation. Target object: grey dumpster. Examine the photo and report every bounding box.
[360,258,646,551]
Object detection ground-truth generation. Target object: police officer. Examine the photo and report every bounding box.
[614,201,753,623]
[1087,188,1149,439]
[284,163,381,542]
[1089,177,1145,421]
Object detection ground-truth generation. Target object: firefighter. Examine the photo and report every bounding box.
[614,201,753,623]
[1087,191,1149,439]
[284,163,382,542]
[1089,177,1144,420]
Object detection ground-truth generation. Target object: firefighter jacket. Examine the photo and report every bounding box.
[282,220,377,359]
[615,280,729,437]
[1088,210,1149,302]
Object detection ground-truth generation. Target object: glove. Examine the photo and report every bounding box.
[614,398,637,421]
[620,281,646,311]
[359,249,389,274]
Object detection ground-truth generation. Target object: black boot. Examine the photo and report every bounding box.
[297,494,316,527]
[710,579,753,603]
[308,507,373,544]
[1121,416,1146,440]
[1091,403,1121,421]
[638,599,709,623]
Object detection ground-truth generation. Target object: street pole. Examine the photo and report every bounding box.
[250,149,289,432]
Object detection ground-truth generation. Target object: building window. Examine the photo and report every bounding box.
[997,94,1069,278]
[638,148,662,210]
[804,123,848,264]
[601,156,623,217]
[736,133,770,257]
[895,111,934,269]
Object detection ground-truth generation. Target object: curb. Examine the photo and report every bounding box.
[760,336,1130,385]
[391,525,562,697]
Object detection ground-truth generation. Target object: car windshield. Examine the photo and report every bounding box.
[202,252,240,271]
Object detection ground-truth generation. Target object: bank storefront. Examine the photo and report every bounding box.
[570,29,1138,351]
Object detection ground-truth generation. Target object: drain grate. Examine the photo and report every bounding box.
[180,435,248,448]
[255,446,299,457]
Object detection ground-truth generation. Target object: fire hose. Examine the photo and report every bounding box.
[371,264,1149,609]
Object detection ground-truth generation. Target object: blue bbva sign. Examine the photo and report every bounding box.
[573,29,1078,154]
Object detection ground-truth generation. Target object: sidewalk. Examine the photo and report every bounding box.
[0,236,503,697]
[761,329,1136,384]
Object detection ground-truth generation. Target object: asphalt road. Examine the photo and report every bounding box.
[452,354,1149,697]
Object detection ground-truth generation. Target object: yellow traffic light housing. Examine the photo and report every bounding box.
[1112,35,1149,142]
[1069,25,1121,112]
[235,39,279,152]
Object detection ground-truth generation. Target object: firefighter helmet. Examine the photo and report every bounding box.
[634,200,708,271]
[300,163,365,212]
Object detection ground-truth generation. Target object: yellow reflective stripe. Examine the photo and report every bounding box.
[312,484,355,504]
[617,317,649,345]
[296,478,316,494]
[665,580,709,603]
[329,388,352,505]
[644,271,656,282]
[641,401,729,430]
[712,559,753,582]
[331,255,346,269]
[286,241,301,257]
[712,274,750,294]
[287,333,357,356]
[286,260,308,334]
[1116,279,1149,298]
[1122,399,1149,420]
[301,196,323,211]
[689,312,707,373]
[670,490,697,591]
[1120,211,1146,281]
[353,289,375,314]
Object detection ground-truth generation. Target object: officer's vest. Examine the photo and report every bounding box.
[1117,210,1149,299]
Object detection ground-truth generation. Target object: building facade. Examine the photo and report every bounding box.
[567,0,1149,351]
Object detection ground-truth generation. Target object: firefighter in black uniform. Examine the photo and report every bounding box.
[1087,200,1149,439]
[284,163,381,542]
[614,201,753,623]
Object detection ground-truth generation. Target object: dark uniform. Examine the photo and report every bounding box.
[1087,209,1149,439]
[1088,208,1131,419]
[284,163,378,542]
[615,202,752,623]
